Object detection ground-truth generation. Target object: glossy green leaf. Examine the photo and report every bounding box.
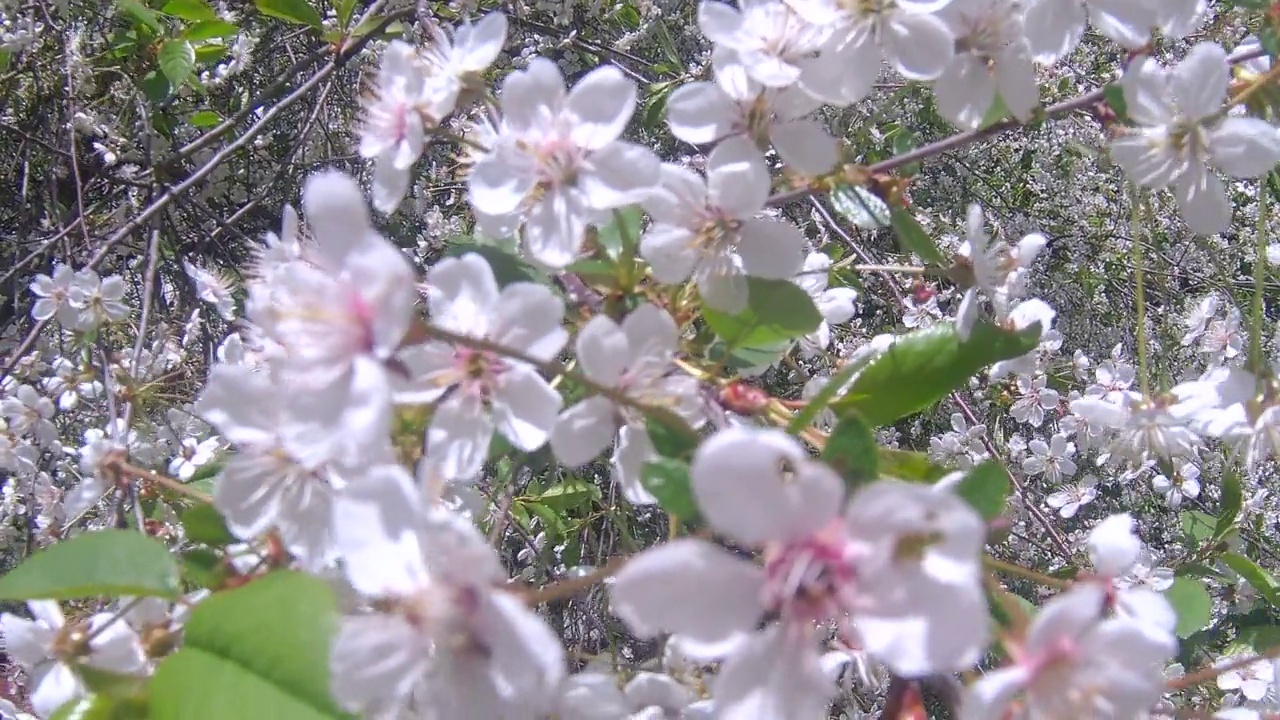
[877,448,949,483]
[644,408,700,460]
[705,339,791,371]
[1222,552,1280,607]
[183,19,239,41]
[955,460,1010,521]
[888,207,947,266]
[188,110,222,127]
[0,530,180,600]
[158,39,196,85]
[1214,465,1243,541]
[333,0,356,28]
[181,503,236,546]
[703,277,821,348]
[822,413,878,490]
[831,185,890,229]
[1164,577,1213,638]
[150,571,353,720]
[444,241,541,287]
[117,0,165,33]
[255,0,323,28]
[639,459,701,521]
[534,477,601,511]
[831,320,1041,427]
[140,69,172,102]
[161,0,217,21]
[52,693,149,720]
[1181,510,1218,545]
[596,206,642,260]
[979,93,1011,130]
[1103,83,1129,123]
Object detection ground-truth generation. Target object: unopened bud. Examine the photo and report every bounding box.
[718,382,770,416]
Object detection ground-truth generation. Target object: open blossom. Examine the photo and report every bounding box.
[1111,42,1280,235]
[785,0,954,106]
[1021,0,1186,64]
[468,58,659,268]
[960,583,1176,720]
[397,253,566,480]
[550,303,703,503]
[640,137,805,313]
[28,264,79,326]
[696,0,831,91]
[68,271,129,330]
[954,204,1047,340]
[611,427,988,719]
[791,252,858,356]
[0,600,147,718]
[934,0,1039,130]
[665,46,839,175]
[183,260,236,321]
[361,14,507,212]
[330,466,564,718]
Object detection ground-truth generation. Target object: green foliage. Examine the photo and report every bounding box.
[830,185,890,229]
[644,408,699,460]
[702,277,822,348]
[52,694,149,720]
[444,240,542,287]
[181,503,236,546]
[595,206,642,261]
[160,0,218,21]
[888,207,947,266]
[831,320,1042,426]
[821,413,878,490]
[158,40,196,86]
[954,461,1010,521]
[877,448,949,483]
[255,0,324,28]
[1165,577,1214,639]
[1222,552,1280,608]
[640,458,701,522]
[0,530,180,600]
[150,571,353,720]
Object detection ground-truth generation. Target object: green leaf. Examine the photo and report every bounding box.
[1222,552,1280,607]
[979,93,1011,130]
[158,39,196,86]
[1214,466,1243,542]
[831,320,1041,427]
[1164,577,1213,638]
[640,459,701,521]
[150,571,353,720]
[255,0,323,28]
[888,207,947,266]
[705,339,791,371]
[831,185,890,229]
[0,530,180,600]
[161,0,217,21]
[821,413,878,490]
[444,241,541,287]
[140,69,172,102]
[1103,83,1130,124]
[188,110,222,127]
[182,548,227,588]
[52,694,149,720]
[193,44,227,63]
[181,503,236,546]
[596,206,642,260]
[877,448,949,483]
[1181,509,1218,546]
[954,460,1010,521]
[333,0,356,29]
[184,19,239,41]
[703,277,821,348]
[1238,624,1280,653]
[644,408,700,460]
[117,0,165,33]
[533,477,601,512]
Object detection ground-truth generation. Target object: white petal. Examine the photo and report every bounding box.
[933,56,996,131]
[195,364,277,446]
[799,35,879,105]
[1022,0,1085,64]
[469,153,535,217]
[958,666,1031,720]
[883,12,954,81]
[640,224,700,284]
[580,142,661,210]
[1087,513,1141,576]
[1172,42,1229,121]
[1173,165,1231,235]
[770,118,839,175]
[493,366,562,451]
[525,187,589,269]
[427,253,500,334]
[490,282,568,361]
[31,664,82,719]
[609,539,765,644]
[551,397,619,467]
[501,57,565,134]
[666,82,738,144]
[1209,117,1280,179]
[330,614,426,712]
[611,424,659,505]
[332,464,428,596]
[707,137,769,216]
[574,315,630,385]
[818,287,858,324]
[713,627,834,720]
[427,392,495,480]
[691,427,843,545]
[568,66,637,150]
[475,591,566,710]
[302,170,373,267]
[736,218,806,280]
[621,303,679,365]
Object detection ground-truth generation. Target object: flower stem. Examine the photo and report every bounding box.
[1250,177,1270,375]
[1131,185,1151,398]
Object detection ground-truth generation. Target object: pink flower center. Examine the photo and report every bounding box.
[762,521,859,625]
